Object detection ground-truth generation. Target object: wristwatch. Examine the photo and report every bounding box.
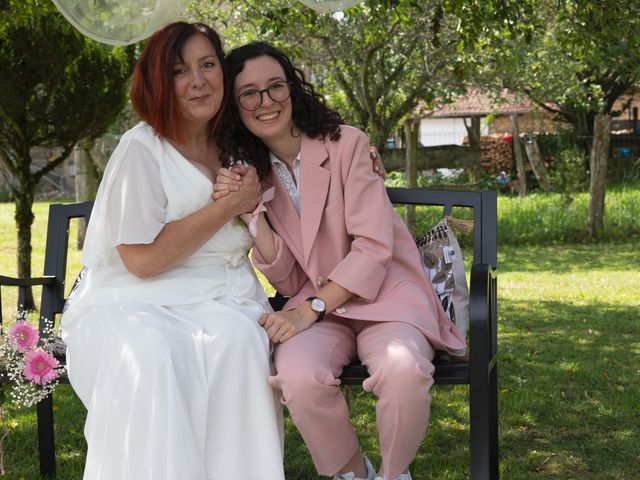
[305,296,326,321]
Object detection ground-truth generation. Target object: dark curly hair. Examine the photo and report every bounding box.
[220,42,343,179]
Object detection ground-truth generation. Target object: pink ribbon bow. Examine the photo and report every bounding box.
[242,186,275,237]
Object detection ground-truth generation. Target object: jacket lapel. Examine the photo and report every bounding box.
[299,135,330,262]
[264,169,304,260]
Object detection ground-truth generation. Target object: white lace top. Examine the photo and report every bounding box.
[270,151,301,215]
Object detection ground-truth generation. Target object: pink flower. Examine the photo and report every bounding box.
[7,320,39,353]
[23,348,60,385]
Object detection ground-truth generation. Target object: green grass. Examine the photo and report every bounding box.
[0,202,639,478]
[496,245,640,479]
[496,184,640,245]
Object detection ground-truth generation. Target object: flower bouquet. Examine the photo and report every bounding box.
[0,312,65,475]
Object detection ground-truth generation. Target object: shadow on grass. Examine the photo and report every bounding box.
[499,299,640,479]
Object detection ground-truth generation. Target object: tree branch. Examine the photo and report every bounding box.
[32,144,73,183]
[0,104,26,145]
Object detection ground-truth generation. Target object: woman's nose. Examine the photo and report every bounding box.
[191,70,205,86]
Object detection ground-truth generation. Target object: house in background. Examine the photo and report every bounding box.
[409,86,640,180]
[382,87,560,174]
[611,91,640,132]
[418,86,562,147]
[417,85,640,142]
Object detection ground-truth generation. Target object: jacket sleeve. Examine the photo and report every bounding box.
[251,233,308,296]
[327,129,394,302]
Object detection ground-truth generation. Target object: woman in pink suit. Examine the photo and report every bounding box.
[215,42,465,480]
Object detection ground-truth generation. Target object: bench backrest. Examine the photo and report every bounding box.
[37,189,498,331]
[386,188,497,267]
[38,201,93,332]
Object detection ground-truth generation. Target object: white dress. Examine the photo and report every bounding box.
[60,123,285,480]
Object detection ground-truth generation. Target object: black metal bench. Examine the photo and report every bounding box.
[0,201,93,479]
[0,188,498,479]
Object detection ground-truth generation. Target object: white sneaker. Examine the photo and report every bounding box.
[333,455,377,480]
[375,472,412,480]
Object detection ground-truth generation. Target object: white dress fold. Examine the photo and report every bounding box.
[60,122,284,480]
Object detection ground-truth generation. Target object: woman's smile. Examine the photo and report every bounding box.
[256,111,280,121]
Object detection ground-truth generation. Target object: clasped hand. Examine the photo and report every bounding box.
[213,164,261,216]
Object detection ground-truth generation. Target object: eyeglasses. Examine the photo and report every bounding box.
[236,81,291,111]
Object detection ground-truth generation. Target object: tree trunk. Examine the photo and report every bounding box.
[14,182,36,310]
[510,114,527,197]
[577,110,593,166]
[523,134,551,192]
[404,120,419,236]
[74,139,97,249]
[588,114,611,237]
[369,126,388,155]
[464,116,481,184]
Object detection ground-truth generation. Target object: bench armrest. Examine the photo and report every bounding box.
[469,263,498,377]
[0,275,57,333]
[0,275,56,287]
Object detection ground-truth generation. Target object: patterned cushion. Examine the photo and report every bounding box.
[416,217,471,355]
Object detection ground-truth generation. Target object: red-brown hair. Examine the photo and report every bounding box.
[130,22,227,143]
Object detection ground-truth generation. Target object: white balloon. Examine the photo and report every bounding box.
[51,0,191,46]
[297,0,361,13]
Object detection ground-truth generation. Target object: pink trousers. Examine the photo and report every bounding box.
[269,315,436,480]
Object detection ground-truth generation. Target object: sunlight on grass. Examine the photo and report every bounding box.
[499,245,640,312]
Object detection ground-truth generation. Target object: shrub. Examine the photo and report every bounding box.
[548,145,588,193]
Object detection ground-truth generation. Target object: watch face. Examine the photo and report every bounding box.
[310,298,326,312]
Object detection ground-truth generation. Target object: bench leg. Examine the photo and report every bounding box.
[488,364,499,479]
[37,394,56,478]
[470,364,499,480]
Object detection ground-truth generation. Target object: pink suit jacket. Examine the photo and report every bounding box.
[251,126,465,353]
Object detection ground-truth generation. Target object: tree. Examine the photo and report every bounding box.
[0,0,135,307]
[448,0,640,235]
[193,0,467,151]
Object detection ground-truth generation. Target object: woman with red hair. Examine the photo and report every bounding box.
[60,23,285,480]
